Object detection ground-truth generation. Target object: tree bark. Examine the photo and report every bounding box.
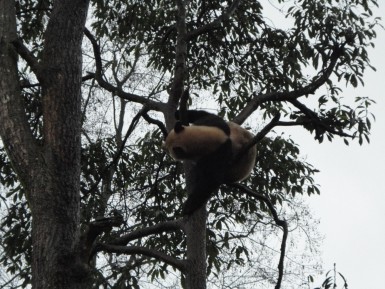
[0,0,40,189]
[184,208,207,289]
[0,0,90,288]
[182,163,208,289]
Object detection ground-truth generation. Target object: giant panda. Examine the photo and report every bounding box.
[163,110,256,215]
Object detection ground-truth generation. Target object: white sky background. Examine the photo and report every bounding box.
[263,2,385,288]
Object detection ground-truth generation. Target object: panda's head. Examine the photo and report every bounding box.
[163,122,229,161]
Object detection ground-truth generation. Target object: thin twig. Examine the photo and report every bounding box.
[187,0,242,41]
[85,107,147,195]
[234,44,344,124]
[289,98,353,140]
[229,183,288,289]
[83,28,166,112]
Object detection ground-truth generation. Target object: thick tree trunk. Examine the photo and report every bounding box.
[184,208,207,289]
[183,164,208,289]
[0,1,90,288]
[33,1,90,288]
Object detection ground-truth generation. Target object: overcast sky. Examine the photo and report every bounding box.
[265,3,385,289]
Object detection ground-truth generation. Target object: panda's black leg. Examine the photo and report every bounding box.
[182,139,232,215]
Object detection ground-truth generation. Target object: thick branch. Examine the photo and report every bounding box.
[82,73,94,82]
[80,214,124,263]
[168,0,188,107]
[12,38,44,82]
[98,244,187,272]
[83,28,102,72]
[234,45,344,124]
[142,112,168,138]
[110,219,185,246]
[187,0,241,41]
[0,0,42,188]
[229,183,288,289]
[83,29,166,112]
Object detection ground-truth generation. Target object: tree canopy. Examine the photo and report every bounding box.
[0,0,380,288]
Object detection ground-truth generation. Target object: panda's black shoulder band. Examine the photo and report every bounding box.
[175,110,230,135]
[174,121,185,133]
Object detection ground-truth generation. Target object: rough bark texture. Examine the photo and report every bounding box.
[0,1,90,288]
[0,0,40,190]
[184,207,207,289]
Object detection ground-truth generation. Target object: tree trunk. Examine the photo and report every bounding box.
[0,1,90,288]
[184,208,207,289]
[183,163,208,289]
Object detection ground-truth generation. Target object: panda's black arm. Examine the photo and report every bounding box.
[175,110,230,135]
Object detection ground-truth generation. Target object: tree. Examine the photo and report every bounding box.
[0,0,380,289]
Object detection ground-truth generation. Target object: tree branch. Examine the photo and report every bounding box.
[109,219,185,246]
[85,107,147,195]
[97,244,187,272]
[229,183,288,289]
[289,98,353,140]
[234,113,280,160]
[234,45,344,124]
[0,1,42,189]
[80,214,124,263]
[168,0,188,107]
[12,38,44,82]
[142,112,168,138]
[83,28,166,112]
[187,0,242,41]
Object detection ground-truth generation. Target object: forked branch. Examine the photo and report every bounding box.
[234,44,344,124]
[187,0,242,41]
[85,107,147,195]
[234,113,281,160]
[80,214,124,263]
[83,28,166,112]
[92,219,186,271]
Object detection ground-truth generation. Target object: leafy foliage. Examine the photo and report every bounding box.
[311,265,348,289]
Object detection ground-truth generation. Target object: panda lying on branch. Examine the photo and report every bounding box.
[163,110,257,215]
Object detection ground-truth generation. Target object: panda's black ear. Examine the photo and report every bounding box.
[174,121,185,133]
